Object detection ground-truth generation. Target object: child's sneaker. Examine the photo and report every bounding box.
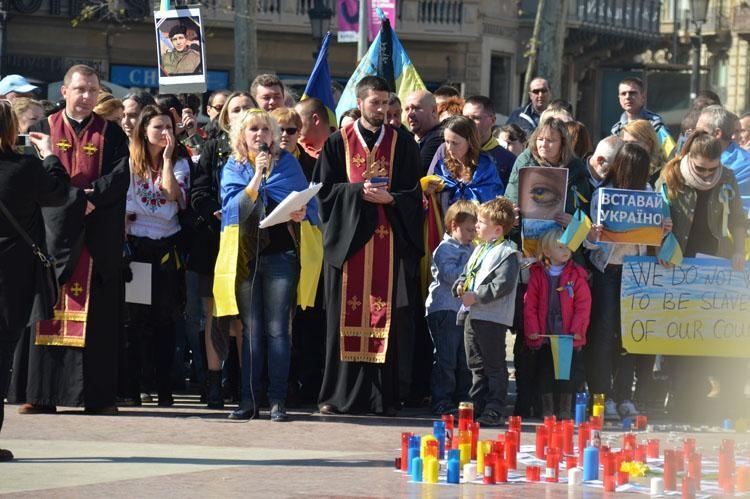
[432,401,456,416]
[618,400,639,418]
[604,399,620,420]
[477,409,504,427]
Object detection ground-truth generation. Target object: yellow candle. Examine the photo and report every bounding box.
[477,440,490,473]
[459,443,471,467]
[424,456,439,483]
[421,435,437,460]
[592,405,604,418]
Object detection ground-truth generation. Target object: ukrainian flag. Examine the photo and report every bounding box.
[301,31,338,128]
[656,127,676,161]
[549,335,574,381]
[159,0,170,11]
[335,10,425,122]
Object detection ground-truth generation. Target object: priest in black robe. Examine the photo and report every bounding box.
[22,65,129,413]
[313,76,423,415]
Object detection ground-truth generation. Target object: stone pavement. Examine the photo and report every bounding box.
[1,396,749,497]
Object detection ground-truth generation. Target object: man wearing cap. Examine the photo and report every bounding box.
[0,74,38,101]
[161,24,201,75]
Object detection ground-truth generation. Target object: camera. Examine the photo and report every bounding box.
[15,134,36,156]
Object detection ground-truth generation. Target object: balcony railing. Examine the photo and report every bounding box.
[569,0,661,37]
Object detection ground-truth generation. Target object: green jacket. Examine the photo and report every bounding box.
[654,167,745,258]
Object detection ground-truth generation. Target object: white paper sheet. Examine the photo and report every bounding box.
[258,183,322,229]
[125,262,152,305]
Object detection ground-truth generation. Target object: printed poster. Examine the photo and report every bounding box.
[154,8,207,94]
[597,188,664,246]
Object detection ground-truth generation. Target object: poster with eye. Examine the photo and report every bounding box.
[519,166,568,257]
[154,7,207,94]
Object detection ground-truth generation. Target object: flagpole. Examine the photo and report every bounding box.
[357,0,368,60]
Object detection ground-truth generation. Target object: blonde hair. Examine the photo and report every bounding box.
[478,196,514,234]
[0,100,18,153]
[11,97,43,118]
[621,119,661,173]
[537,227,565,261]
[93,93,124,121]
[270,107,302,130]
[444,199,477,231]
[217,91,256,134]
[529,117,574,166]
[230,108,282,162]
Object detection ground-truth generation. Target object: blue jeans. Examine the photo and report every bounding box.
[237,250,298,407]
[427,310,471,408]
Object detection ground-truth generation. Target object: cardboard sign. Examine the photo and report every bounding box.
[620,256,750,357]
[597,188,664,246]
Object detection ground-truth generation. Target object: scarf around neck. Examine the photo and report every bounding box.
[679,154,721,191]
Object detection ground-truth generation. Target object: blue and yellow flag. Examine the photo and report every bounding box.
[658,232,683,266]
[335,10,425,121]
[159,0,170,11]
[656,127,676,161]
[558,208,591,252]
[549,335,574,381]
[301,31,337,128]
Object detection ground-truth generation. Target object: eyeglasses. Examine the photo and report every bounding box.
[530,88,549,95]
[209,105,223,112]
[280,127,298,135]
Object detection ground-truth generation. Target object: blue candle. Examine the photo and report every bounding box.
[447,456,460,484]
[583,446,599,481]
[433,421,446,459]
[575,392,587,426]
[407,447,419,475]
[411,457,423,482]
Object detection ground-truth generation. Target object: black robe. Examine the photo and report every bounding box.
[25,113,130,409]
[313,121,423,414]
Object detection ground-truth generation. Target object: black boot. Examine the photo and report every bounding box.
[558,393,573,420]
[206,370,224,409]
[542,393,555,417]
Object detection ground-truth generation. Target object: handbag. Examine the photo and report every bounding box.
[0,197,59,323]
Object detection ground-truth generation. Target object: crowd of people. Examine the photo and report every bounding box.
[0,66,749,460]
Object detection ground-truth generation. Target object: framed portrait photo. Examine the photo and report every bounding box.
[154,7,207,94]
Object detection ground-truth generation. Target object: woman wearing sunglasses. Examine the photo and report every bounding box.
[270,107,316,181]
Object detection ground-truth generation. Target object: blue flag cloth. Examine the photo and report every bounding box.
[221,151,320,226]
[335,14,425,121]
[301,32,337,128]
[549,334,574,381]
[434,152,503,205]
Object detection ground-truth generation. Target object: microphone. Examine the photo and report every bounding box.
[258,143,270,177]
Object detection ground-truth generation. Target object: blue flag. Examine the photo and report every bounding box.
[301,32,337,128]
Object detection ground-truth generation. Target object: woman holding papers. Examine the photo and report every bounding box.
[123,105,191,407]
[191,91,256,409]
[584,143,670,421]
[215,109,319,422]
[656,130,746,423]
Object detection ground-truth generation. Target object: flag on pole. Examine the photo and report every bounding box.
[549,335,574,381]
[301,32,338,128]
[159,0,171,11]
[335,8,425,121]
[558,208,592,252]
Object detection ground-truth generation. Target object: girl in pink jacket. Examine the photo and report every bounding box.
[524,228,591,419]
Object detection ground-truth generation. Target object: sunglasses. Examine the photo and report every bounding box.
[280,127,298,135]
[530,88,549,95]
[694,165,719,175]
[209,105,223,112]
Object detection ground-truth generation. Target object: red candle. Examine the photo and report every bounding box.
[635,444,647,463]
[682,437,695,457]
[604,474,616,492]
[458,401,473,431]
[544,415,556,434]
[505,440,517,470]
[442,414,455,450]
[494,456,508,483]
[589,415,603,430]
[647,438,660,459]
[635,414,647,430]
[719,450,735,491]
[400,432,412,472]
[682,477,696,499]
[471,422,480,460]
[563,421,575,455]
[617,470,629,485]
[483,453,496,484]
[505,430,519,449]
[674,450,685,472]
[492,440,505,459]
[736,466,750,492]
[577,422,591,465]
[565,454,577,470]
[526,464,541,482]
[663,450,677,490]
[687,453,701,490]
[600,445,611,467]
[545,448,559,482]
[508,415,522,433]
[602,452,616,477]
[535,425,548,459]
[623,433,636,451]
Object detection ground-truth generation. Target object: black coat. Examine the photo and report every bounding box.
[0,151,70,333]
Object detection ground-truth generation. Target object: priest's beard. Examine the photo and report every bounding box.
[362,112,384,129]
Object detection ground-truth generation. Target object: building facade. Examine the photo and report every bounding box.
[1,0,523,114]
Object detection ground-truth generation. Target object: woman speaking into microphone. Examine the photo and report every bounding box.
[215,109,319,422]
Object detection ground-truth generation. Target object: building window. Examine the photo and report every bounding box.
[489,53,511,116]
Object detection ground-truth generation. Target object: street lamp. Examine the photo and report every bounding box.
[308,0,333,60]
[690,0,710,98]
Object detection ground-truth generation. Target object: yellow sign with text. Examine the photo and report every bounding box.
[620,256,750,357]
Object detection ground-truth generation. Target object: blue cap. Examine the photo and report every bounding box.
[0,74,38,96]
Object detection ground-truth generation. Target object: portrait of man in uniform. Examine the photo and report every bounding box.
[159,22,202,76]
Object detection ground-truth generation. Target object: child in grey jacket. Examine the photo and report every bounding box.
[425,200,477,416]
[453,197,521,426]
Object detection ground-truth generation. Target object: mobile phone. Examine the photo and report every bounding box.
[15,134,30,146]
[370,176,389,185]
[15,134,37,156]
